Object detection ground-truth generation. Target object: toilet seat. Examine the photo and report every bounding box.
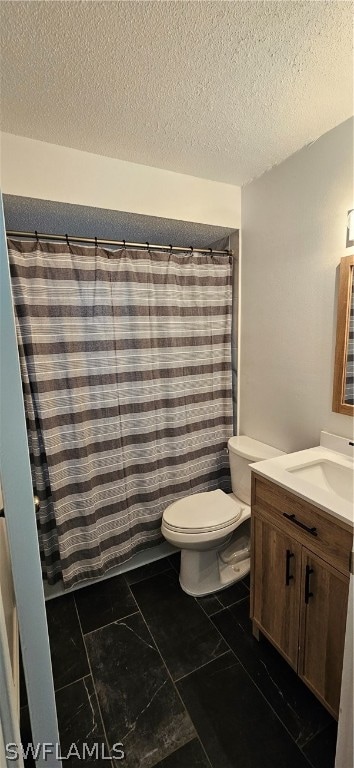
[163,489,243,534]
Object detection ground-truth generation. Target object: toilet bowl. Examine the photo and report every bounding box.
[161,435,284,596]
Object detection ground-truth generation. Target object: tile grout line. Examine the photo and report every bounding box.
[237,658,318,767]
[167,555,181,574]
[202,595,250,619]
[174,649,233,684]
[82,608,140,637]
[124,573,144,614]
[208,606,315,768]
[126,580,214,768]
[138,612,213,768]
[196,580,250,620]
[300,724,336,765]
[125,564,173,588]
[120,581,202,768]
[53,672,92,697]
[127,569,255,767]
[301,725,337,768]
[195,598,222,618]
[77,563,170,636]
[73,595,114,766]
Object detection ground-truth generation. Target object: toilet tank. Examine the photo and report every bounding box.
[227,436,284,504]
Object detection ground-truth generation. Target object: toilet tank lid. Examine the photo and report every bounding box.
[228,436,285,461]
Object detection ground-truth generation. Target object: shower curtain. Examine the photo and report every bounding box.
[8,239,233,588]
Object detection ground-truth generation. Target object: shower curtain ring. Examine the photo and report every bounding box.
[35,230,39,243]
[95,236,98,248]
[169,244,173,254]
[190,246,194,253]
[123,240,126,249]
[65,234,70,247]
[146,242,150,253]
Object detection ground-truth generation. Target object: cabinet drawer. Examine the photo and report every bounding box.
[252,475,352,575]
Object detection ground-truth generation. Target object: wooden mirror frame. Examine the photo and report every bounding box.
[332,254,354,415]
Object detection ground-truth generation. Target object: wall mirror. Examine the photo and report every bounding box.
[332,254,354,415]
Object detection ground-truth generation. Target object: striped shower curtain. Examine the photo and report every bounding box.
[8,239,233,588]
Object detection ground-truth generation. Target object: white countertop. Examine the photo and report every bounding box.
[250,443,354,530]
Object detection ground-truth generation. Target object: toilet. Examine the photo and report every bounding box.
[161,435,284,596]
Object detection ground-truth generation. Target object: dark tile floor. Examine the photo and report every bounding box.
[20,553,337,768]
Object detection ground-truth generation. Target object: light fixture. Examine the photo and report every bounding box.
[347,209,354,246]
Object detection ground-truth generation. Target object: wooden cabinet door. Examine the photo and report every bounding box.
[252,515,301,669]
[299,549,349,718]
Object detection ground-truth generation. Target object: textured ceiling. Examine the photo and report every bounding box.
[0,1,352,185]
[3,195,234,248]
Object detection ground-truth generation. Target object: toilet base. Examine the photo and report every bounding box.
[179,534,250,597]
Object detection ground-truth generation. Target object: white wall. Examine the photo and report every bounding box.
[240,117,354,452]
[0,133,240,229]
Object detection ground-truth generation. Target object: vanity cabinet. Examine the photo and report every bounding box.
[251,474,352,719]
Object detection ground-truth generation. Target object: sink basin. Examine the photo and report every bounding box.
[287,459,353,503]
[250,433,354,527]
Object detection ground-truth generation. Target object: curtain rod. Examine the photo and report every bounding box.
[6,230,233,256]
